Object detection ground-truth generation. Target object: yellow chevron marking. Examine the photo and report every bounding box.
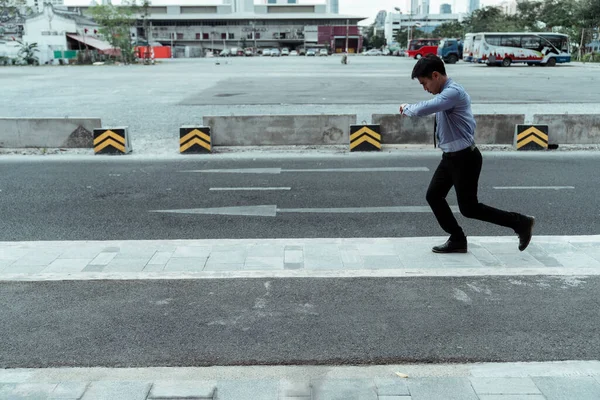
[350,126,381,142]
[94,138,126,153]
[180,137,211,153]
[350,135,382,150]
[180,129,211,145]
[517,127,548,142]
[93,130,125,146]
[517,135,548,149]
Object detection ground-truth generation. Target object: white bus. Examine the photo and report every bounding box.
[472,32,571,67]
[462,33,475,62]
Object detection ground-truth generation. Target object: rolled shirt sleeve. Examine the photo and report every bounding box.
[402,88,460,117]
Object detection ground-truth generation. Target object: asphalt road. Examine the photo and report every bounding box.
[1,276,598,368]
[0,152,596,241]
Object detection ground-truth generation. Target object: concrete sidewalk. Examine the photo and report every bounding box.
[0,236,599,280]
[2,361,600,399]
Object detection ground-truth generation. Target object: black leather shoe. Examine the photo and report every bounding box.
[432,239,468,254]
[517,216,536,251]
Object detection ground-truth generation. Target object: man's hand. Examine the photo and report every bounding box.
[399,104,409,115]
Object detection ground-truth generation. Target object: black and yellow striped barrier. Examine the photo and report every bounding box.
[180,126,212,154]
[350,124,381,152]
[516,125,549,151]
[93,127,132,155]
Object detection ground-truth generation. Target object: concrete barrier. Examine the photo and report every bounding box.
[0,118,101,148]
[372,114,434,144]
[533,114,600,144]
[373,114,525,145]
[203,115,356,146]
[475,114,525,144]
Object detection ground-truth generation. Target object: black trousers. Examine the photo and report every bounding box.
[426,147,523,240]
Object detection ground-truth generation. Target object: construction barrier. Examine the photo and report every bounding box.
[180,126,212,154]
[93,127,132,155]
[516,125,549,150]
[350,124,382,151]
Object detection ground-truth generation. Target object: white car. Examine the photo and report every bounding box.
[363,49,383,56]
[289,50,298,56]
[271,48,281,57]
[262,49,271,56]
[281,48,290,56]
[319,49,328,56]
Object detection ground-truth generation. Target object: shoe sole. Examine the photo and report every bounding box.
[432,248,468,254]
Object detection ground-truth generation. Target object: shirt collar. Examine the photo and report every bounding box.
[442,78,453,91]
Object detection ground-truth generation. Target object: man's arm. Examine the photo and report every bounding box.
[400,88,460,117]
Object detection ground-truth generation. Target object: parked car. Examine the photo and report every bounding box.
[319,49,328,56]
[363,49,383,56]
[271,48,281,57]
[306,49,316,56]
[289,50,299,56]
[219,49,231,57]
[262,49,271,56]
[244,49,253,56]
[281,48,290,56]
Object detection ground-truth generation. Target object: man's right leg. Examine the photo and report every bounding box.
[426,159,467,252]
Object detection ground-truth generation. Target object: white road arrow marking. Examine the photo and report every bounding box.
[150,205,458,217]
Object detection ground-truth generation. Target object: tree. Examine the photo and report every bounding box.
[516,0,543,30]
[540,0,579,31]
[463,6,509,32]
[17,40,38,65]
[90,1,139,64]
[432,21,465,39]
[0,0,28,23]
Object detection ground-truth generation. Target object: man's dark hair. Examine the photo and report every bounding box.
[411,54,447,79]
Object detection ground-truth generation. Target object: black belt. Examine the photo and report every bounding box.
[443,144,477,158]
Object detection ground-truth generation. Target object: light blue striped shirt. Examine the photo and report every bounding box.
[403,78,476,153]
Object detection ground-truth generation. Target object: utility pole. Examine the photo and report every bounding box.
[345,18,349,53]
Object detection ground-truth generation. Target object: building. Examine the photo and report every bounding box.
[418,0,430,15]
[469,0,480,13]
[499,0,518,15]
[68,0,363,57]
[22,4,107,64]
[384,11,466,46]
[440,3,452,14]
[328,0,339,14]
[374,10,387,28]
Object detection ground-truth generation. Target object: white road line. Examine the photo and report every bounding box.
[182,167,429,174]
[493,186,575,190]
[209,187,291,191]
[182,168,282,174]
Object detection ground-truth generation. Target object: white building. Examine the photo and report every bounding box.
[384,11,466,46]
[499,0,518,15]
[67,0,363,56]
[23,4,102,64]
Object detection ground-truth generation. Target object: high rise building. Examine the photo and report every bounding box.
[469,0,480,13]
[329,0,339,14]
[411,0,419,14]
[420,0,429,14]
[440,3,452,14]
[374,10,387,28]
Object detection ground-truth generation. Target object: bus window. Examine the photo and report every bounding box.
[521,35,542,51]
[501,35,520,47]
[485,35,501,46]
